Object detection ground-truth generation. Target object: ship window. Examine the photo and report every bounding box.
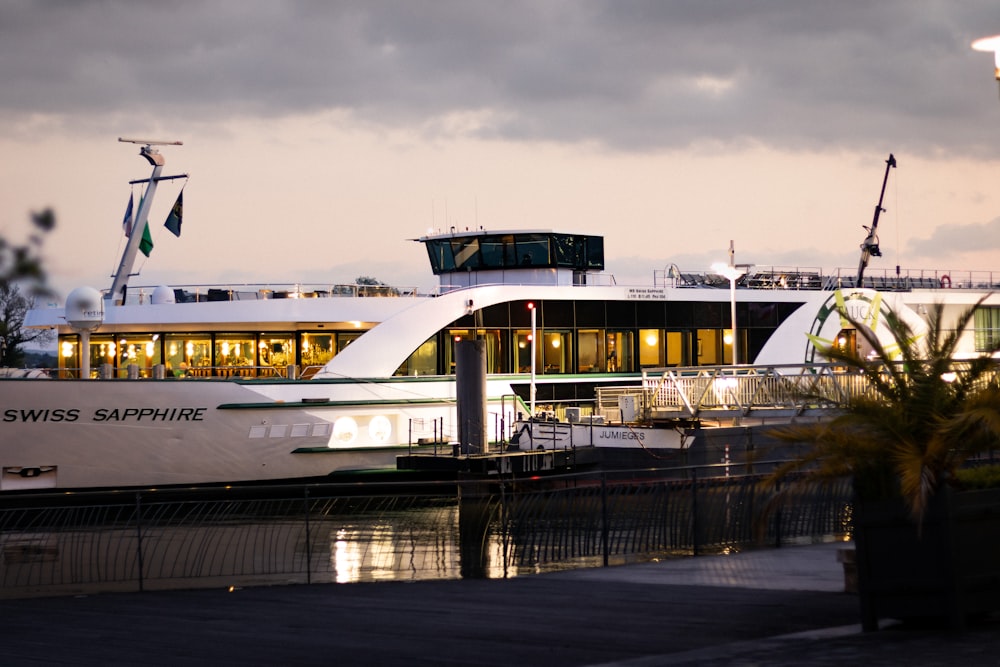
[574,300,605,327]
[443,329,503,374]
[639,329,663,367]
[974,306,1000,352]
[444,329,472,373]
[258,334,295,377]
[697,329,722,365]
[424,240,455,273]
[515,330,534,373]
[115,334,162,377]
[665,331,686,366]
[577,329,605,372]
[56,334,81,378]
[553,235,576,265]
[585,236,604,269]
[541,330,571,374]
[450,238,482,270]
[165,334,211,377]
[337,332,361,352]
[301,333,334,373]
[607,331,633,372]
[215,334,255,374]
[479,236,508,269]
[515,235,550,267]
[395,336,438,376]
[87,334,117,378]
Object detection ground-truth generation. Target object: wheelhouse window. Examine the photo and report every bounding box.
[423,232,604,274]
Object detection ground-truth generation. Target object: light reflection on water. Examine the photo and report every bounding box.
[0,478,851,598]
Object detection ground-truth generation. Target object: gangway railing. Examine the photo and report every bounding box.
[596,362,1000,423]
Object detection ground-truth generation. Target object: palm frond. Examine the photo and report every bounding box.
[769,293,1000,525]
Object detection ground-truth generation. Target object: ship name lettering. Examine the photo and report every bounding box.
[92,407,207,422]
[3,408,81,423]
[600,429,644,441]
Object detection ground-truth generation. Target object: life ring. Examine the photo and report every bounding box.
[940,275,951,289]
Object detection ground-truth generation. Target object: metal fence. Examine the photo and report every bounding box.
[0,468,851,598]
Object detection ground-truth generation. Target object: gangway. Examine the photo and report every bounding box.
[595,362,999,426]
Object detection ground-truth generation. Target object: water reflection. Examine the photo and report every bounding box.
[0,476,851,598]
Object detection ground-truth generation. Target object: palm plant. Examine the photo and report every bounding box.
[771,296,1000,524]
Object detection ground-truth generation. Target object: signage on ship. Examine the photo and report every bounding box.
[625,288,666,300]
[3,406,208,424]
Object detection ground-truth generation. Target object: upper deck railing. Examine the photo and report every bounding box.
[95,265,1000,306]
[654,265,1000,291]
[113,282,423,306]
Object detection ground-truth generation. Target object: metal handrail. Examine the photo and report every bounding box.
[596,362,1000,421]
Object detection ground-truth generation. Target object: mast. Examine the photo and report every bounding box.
[107,138,183,305]
[855,153,896,288]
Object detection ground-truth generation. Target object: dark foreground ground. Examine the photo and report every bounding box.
[2,543,998,666]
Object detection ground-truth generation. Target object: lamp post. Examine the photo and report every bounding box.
[711,240,745,365]
[972,34,1000,97]
[528,302,537,418]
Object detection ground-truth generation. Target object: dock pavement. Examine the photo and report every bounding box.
[2,541,998,666]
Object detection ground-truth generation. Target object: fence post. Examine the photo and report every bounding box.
[601,472,609,567]
[692,468,699,557]
[304,487,312,585]
[134,491,145,592]
[773,478,783,548]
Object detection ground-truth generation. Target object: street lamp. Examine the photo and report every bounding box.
[711,240,745,365]
[972,34,1000,97]
[528,302,537,418]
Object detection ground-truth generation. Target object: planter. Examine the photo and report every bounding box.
[852,486,1000,631]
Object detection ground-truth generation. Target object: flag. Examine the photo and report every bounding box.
[164,191,183,237]
[122,195,134,237]
[139,222,154,257]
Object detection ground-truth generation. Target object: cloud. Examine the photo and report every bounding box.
[906,216,1000,257]
[2,1,999,154]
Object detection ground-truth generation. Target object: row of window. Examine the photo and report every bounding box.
[57,331,360,379]
[57,323,753,379]
[398,326,744,376]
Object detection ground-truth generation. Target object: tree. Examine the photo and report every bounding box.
[771,298,1000,523]
[1,209,53,293]
[0,282,54,367]
[0,209,54,367]
[355,275,399,297]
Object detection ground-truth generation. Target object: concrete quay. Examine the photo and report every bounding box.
[2,541,998,666]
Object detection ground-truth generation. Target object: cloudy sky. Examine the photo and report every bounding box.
[2,1,1000,299]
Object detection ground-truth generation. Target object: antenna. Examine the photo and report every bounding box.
[118,137,184,146]
[856,154,896,288]
[107,139,183,304]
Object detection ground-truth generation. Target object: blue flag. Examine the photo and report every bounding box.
[164,191,183,237]
[122,195,134,237]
